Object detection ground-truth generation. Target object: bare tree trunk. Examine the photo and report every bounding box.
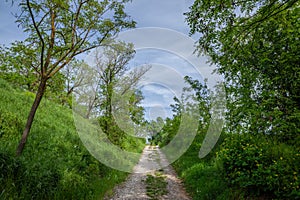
[16,78,47,156]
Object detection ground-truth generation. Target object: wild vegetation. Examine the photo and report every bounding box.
[0,78,145,199]
[0,0,146,199]
[152,0,300,199]
[0,0,299,199]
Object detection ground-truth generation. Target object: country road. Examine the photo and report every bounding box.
[105,145,191,200]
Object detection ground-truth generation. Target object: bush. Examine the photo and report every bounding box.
[171,130,234,200]
[218,134,300,199]
[182,163,228,200]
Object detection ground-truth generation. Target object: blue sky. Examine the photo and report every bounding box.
[125,0,191,33]
[0,1,27,44]
[0,0,191,44]
[0,0,218,121]
[121,0,216,120]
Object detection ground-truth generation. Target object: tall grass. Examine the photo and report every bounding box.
[0,79,145,199]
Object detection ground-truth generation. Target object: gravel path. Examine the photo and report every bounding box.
[105,146,191,200]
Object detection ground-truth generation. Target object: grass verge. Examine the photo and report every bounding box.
[145,171,168,200]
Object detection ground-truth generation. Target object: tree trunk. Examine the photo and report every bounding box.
[16,78,47,156]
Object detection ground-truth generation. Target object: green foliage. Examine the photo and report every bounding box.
[145,172,167,200]
[0,111,23,140]
[184,2,300,198]
[153,77,212,148]
[0,79,133,199]
[7,0,136,155]
[187,0,300,143]
[88,42,148,149]
[152,116,180,147]
[0,42,66,98]
[186,0,298,55]
[171,134,234,200]
[171,129,299,199]
[0,42,38,92]
[122,134,145,153]
[128,90,145,125]
[181,163,228,200]
[219,6,300,142]
[0,151,24,199]
[21,165,61,199]
[166,1,300,200]
[98,115,145,151]
[218,134,300,199]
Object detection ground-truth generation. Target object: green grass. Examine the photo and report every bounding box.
[171,132,238,200]
[0,78,144,199]
[173,155,232,199]
[172,130,300,200]
[145,171,168,200]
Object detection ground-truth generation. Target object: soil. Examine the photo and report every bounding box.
[105,145,191,200]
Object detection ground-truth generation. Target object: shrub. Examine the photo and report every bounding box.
[182,163,228,200]
[218,134,300,199]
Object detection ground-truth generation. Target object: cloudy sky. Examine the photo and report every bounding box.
[0,0,192,46]
[0,0,218,121]
[122,0,217,120]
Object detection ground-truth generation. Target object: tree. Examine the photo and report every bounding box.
[0,42,38,91]
[93,42,149,140]
[127,89,145,125]
[73,41,149,145]
[0,42,66,100]
[146,117,164,138]
[185,0,298,56]
[15,0,135,156]
[95,42,135,122]
[183,76,211,128]
[61,59,92,107]
[186,0,300,142]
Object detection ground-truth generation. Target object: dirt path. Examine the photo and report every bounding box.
[105,146,191,200]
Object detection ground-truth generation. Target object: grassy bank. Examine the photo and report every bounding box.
[0,79,145,199]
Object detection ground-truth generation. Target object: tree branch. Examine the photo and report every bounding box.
[72,0,89,47]
[43,8,56,76]
[26,0,45,75]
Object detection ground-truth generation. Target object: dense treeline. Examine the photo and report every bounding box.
[153,1,299,199]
